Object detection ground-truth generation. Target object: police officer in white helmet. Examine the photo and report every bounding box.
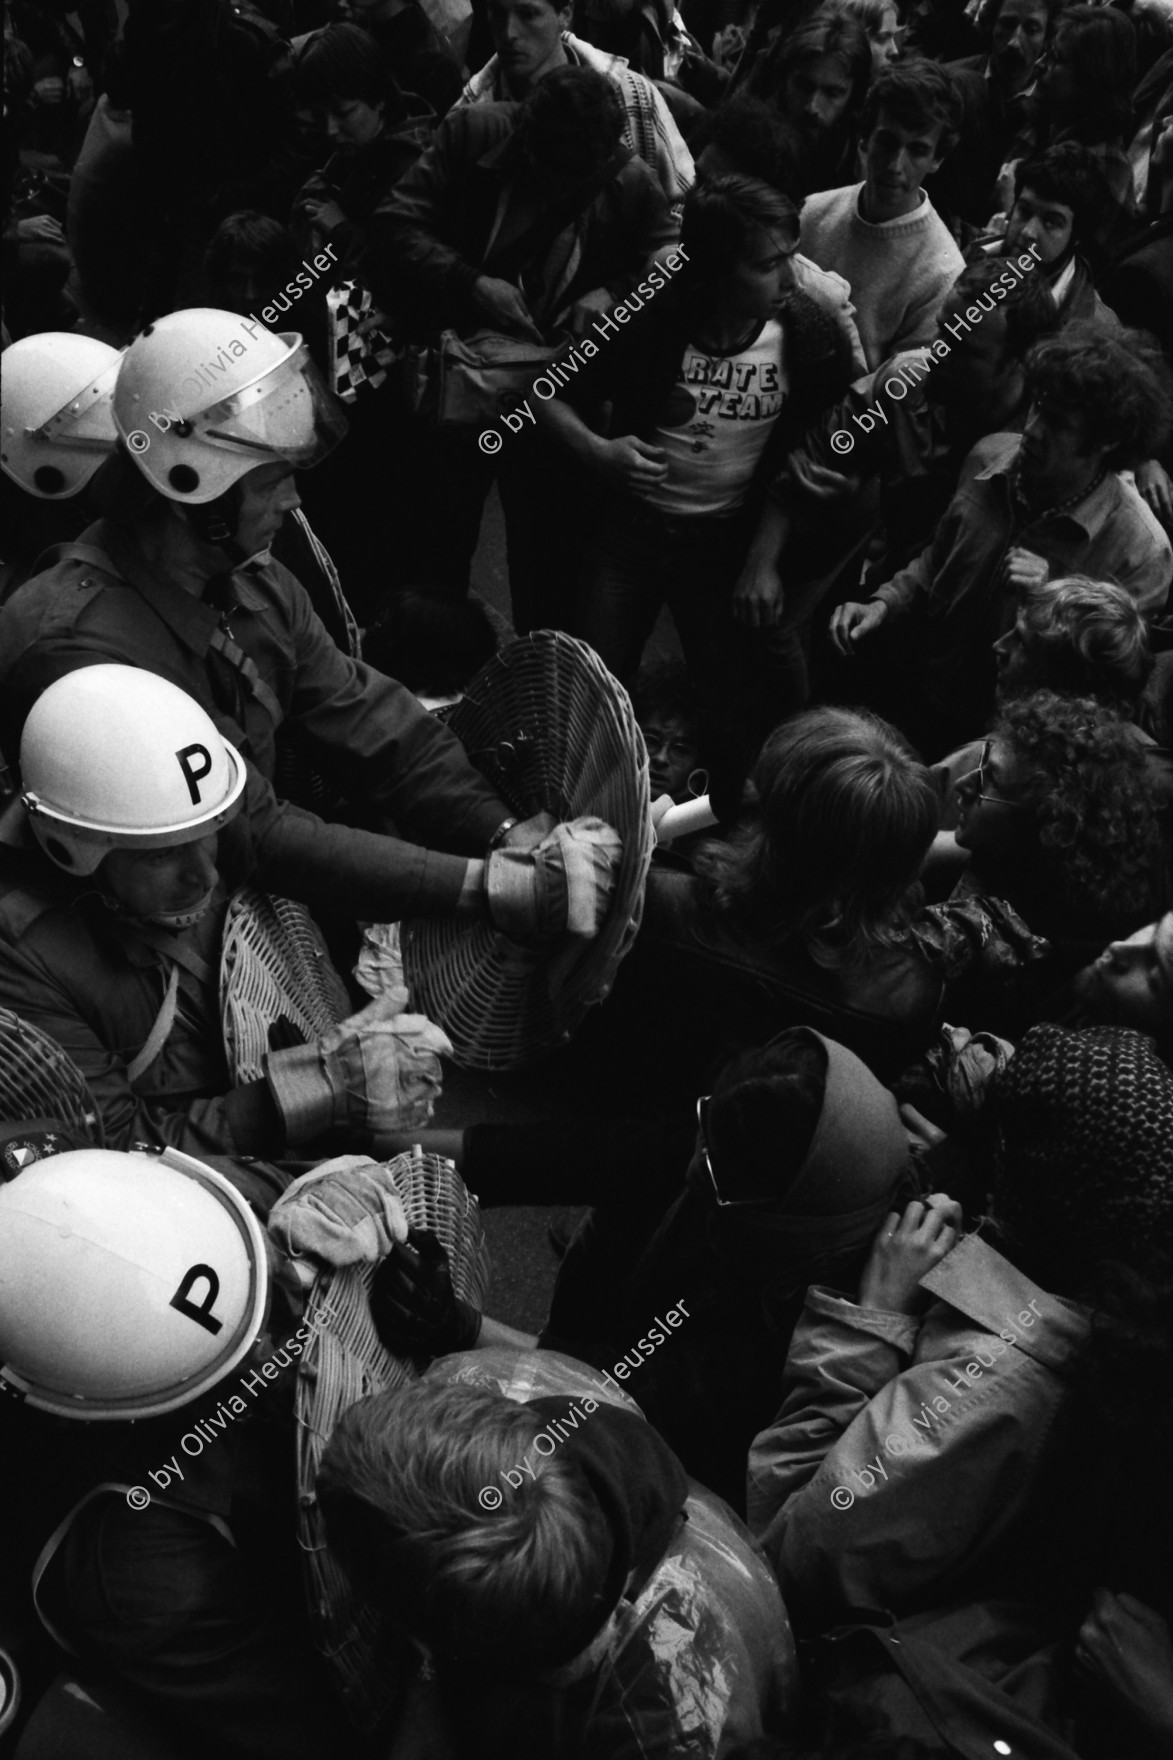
[0,332,122,593]
[0,666,465,1160]
[0,1136,493,1757]
[0,310,621,938]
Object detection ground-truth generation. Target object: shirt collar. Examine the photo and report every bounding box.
[971,435,1120,537]
[919,1232,1089,1373]
[85,519,272,621]
[1049,255,1078,308]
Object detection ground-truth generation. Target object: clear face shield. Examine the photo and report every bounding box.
[35,354,123,453]
[184,337,348,470]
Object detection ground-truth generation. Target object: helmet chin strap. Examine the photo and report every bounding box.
[182,484,254,571]
[102,886,216,932]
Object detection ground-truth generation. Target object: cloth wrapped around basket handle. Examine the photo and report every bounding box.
[265,992,453,1146]
[485,816,622,940]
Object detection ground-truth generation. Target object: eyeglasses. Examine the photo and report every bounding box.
[695,1094,777,1208]
[957,738,1026,808]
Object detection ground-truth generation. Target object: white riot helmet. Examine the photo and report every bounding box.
[0,1147,269,1420]
[113,308,347,504]
[20,665,246,877]
[0,333,121,498]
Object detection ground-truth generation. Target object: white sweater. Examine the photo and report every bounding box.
[799,184,965,372]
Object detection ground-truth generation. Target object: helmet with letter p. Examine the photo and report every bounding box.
[0,1146,269,1419]
[20,665,247,877]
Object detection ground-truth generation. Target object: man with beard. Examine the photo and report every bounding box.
[829,326,1173,754]
[944,0,1056,225]
[745,9,873,196]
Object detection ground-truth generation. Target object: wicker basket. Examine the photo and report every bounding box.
[220,889,352,1083]
[402,631,653,1068]
[0,1007,102,1143]
[294,1147,491,1734]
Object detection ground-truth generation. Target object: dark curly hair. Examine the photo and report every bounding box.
[1013,139,1113,246]
[859,58,961,153]
[517,65,626,182]
[693,94,805,198]
[946,255,1060,362]
[1023,323,1173,469]
[995,690,1167,936]
[697,706,939,967]
[293,21,407,119]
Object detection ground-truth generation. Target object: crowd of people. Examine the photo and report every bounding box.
[2,0,1173,1756]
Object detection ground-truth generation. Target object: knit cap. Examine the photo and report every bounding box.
[994,1023,1173,1292]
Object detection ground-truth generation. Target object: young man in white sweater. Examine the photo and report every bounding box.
[799,60,965,370]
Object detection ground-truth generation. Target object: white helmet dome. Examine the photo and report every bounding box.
[0,333,121,498]
[112,308,347,503]
[0,1147,269,1420]
[21,665,247,876]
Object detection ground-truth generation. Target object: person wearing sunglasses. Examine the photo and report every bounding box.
[950,688,1167,960]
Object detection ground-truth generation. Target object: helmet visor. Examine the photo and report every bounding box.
[37,354,122,451]
[195,338,347,469]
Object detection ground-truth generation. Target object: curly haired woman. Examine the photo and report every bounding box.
[954,689,1169,948]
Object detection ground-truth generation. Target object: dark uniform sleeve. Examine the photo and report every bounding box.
[0,916,284,1160]
[277,578,507,854]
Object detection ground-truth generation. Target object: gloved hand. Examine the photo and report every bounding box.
[369,1227,482,1357]
[485,816,622,940]
[498,810,557,852]
[265,993,452,1146]
[268,1154,410,1290]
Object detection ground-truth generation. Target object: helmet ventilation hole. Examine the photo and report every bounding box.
[169,464,200,493]
[34,466,67,495]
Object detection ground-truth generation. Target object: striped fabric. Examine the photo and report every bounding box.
[456,32,694,205]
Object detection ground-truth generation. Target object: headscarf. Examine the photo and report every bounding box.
[705,1028,914,1283]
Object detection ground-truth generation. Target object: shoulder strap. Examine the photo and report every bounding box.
[51,541,126,574]
[44,539,287,729]
[126,964,181,1085]
[0,882,57,940]
[206,628,285,728]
